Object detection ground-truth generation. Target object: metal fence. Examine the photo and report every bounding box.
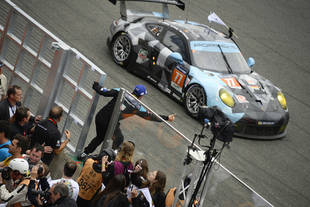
[0,0,106,154]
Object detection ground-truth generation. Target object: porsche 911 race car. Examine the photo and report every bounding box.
[107,0,289,139]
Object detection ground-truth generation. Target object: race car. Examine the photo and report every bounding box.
[106,0,289,139]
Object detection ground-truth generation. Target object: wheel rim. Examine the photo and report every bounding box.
[113,35,131,62]
[186,86,206,114]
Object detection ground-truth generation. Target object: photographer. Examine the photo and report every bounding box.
[0,158,31,206]
[27,164,50,207]
[36,183,77,207]
[76,149,115,207]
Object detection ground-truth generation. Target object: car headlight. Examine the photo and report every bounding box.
[219,89,235,107]
[277,91,287,110]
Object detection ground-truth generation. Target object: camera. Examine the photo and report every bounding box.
[198,106,234,143]
[30,189,51,205]
[90,148,116,163]
[0,167,11,180]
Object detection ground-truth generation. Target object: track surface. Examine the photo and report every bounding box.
[12,0,310,206]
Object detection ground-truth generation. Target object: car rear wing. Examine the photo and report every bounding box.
[108,0,185,20]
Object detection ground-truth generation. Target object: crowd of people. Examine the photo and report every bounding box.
[0,60,182,207]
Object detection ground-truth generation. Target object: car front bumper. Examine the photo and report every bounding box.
[233,111,289,139]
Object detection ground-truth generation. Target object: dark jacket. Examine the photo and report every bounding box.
[9,121,27,138]
[31,118,61,165]
[0,98,21,121]
[152,191,166,207]
[93,87,169,124]
[51,196,77,207]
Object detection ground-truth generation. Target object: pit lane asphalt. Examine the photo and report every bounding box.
[12,0,310,206]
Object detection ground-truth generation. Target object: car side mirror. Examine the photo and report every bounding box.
[247,57,255,68]
[170,52,183,65]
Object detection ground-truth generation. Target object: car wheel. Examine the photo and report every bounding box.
[185,84,206,117]
[111,33,132,67]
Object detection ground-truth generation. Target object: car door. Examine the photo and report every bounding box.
[159,28,190,96]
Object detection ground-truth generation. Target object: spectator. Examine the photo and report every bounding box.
[49,161,79,201]
[30,106,70,165]
[0,61,7,101]
[129,159,152,207]
[9,106,31,138]
[0,134,28,167]
[25,144,44,171]
[94,174,131,207]
[131,159,150,189]
[0,158,31,206]
[78,82,175,160]
[0,85,22,121]
[76,149,115,207]
[36,183,77,207]
[0,120,11,162]
[101,141,135,186]
[148,170,166,207]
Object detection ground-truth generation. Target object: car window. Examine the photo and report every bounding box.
[146,24,164,37]
[162,30,189,62]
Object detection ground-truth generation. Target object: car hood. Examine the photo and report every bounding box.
[218,72,283,113]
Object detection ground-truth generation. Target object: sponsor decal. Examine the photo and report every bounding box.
[147,75,157,83]
[249,85,260,90]
[172,93,182,101]
[190,41,240,53]
[221,77,242,89]
[236,95,248,103]
[257,121,275,125]
[136,48,149,64]
[171,68,186,93]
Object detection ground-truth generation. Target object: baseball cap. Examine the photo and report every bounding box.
[133,85,147,97]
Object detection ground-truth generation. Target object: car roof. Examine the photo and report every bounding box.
[140,17,232,42]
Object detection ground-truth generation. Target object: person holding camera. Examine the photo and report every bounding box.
[101,141,135,187]
[0,158,31,206]
[76,149,115,207]
[27,163,50,207]
[35,183,77,207]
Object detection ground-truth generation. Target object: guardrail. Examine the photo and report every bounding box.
[0,0,106,154]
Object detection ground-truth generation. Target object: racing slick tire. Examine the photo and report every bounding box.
[111,33,133,68]
[185,84,206,118]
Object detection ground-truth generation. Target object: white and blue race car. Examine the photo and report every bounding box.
[107,0,289,139]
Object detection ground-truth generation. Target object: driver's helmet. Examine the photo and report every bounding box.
[8,158,29,175]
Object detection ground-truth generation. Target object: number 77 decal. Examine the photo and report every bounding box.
[171,68,186,91]
[221,77,241,89]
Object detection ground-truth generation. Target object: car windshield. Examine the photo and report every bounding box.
[190,41,251,74]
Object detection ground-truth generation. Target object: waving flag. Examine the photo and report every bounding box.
[208,12,227,27]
